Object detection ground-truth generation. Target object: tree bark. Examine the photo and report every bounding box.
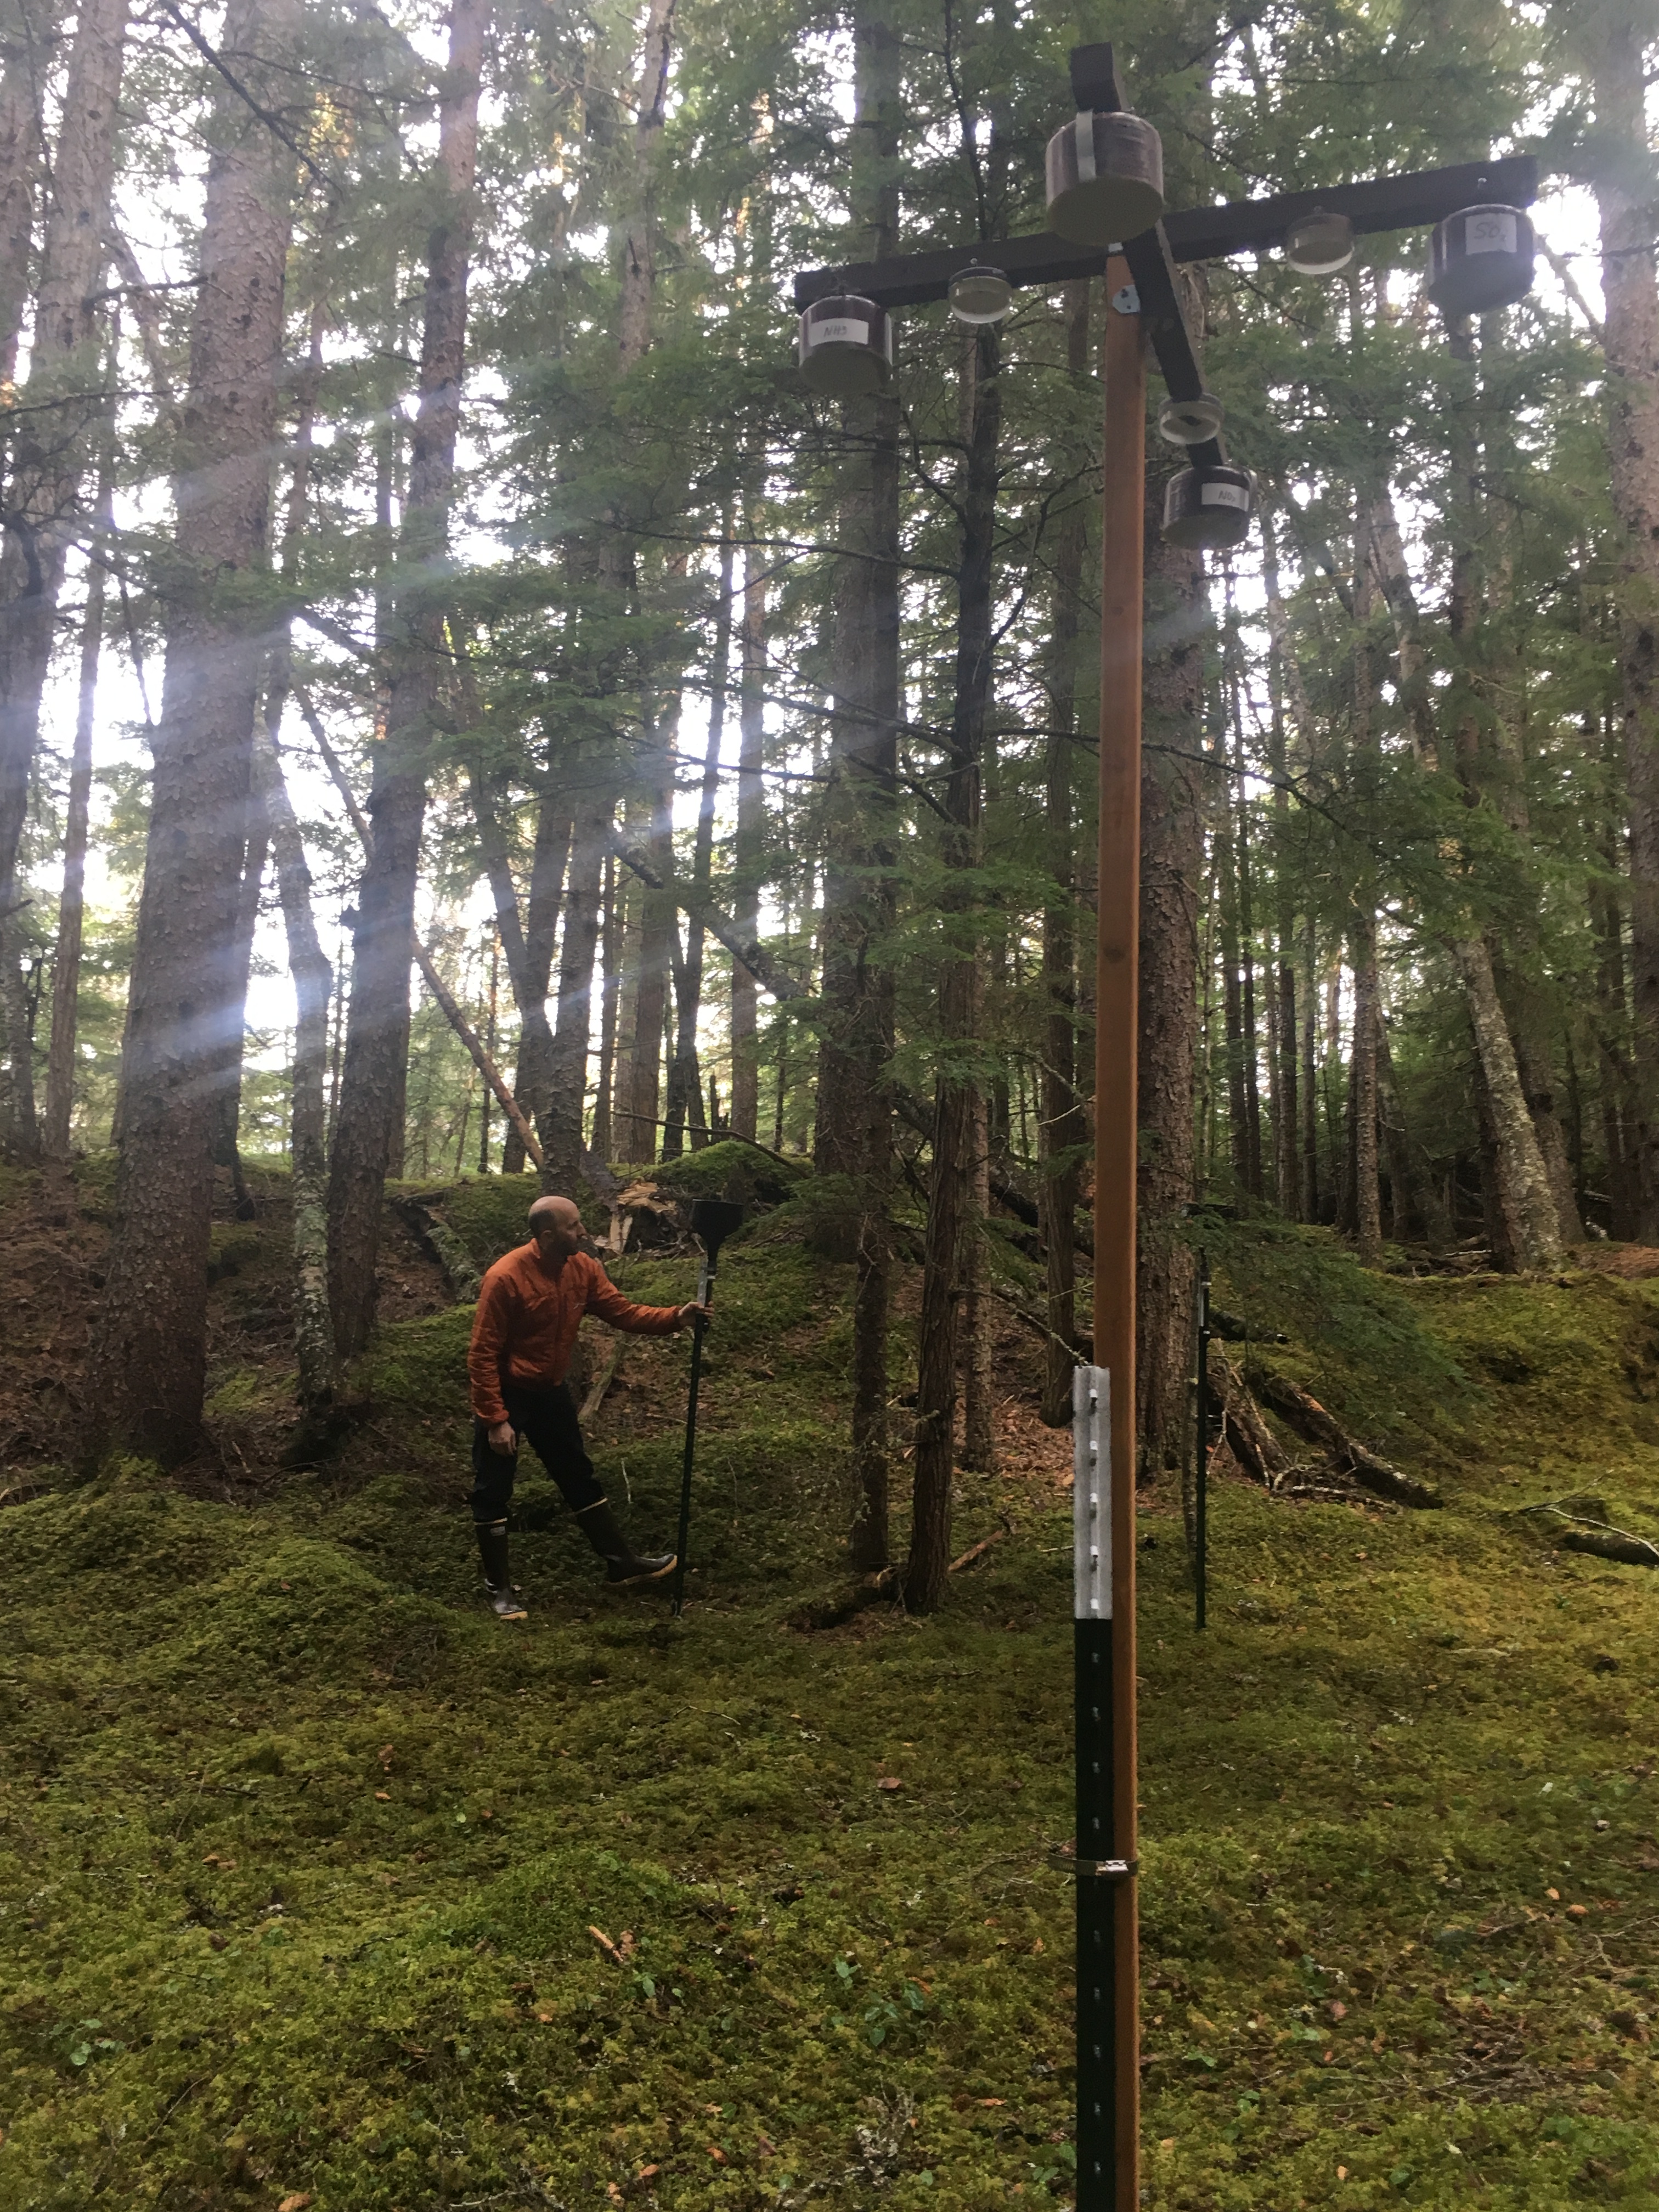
[501,774,571,1167]
[1453,933,1564,1269]
[0,43,40,387]
[257,717,334,1411]
[665,531,732,1155]
[812,4,901,1575]
[1350,917,1384,1263]
[1590,14,1659,1237]
[1300,916,1319,1221]
[543,785,608,1190]
[907,318,998,1612]
[1137,488,1206,1475]
[590,853,619,1164]
[962,1086,995,1471]
[43,443,114,1159]
[731,510,766,1142]
[627,691,675,1160]
[84,0,297,1463]
[467,754,565,1167]
[327,0,487,1358]
[0,0,128,1160]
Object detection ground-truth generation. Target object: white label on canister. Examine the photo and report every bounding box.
[1200,482,1249,510]
[1464,210,1517,256]
[1075,112,1096,182]
[808,318,870,347]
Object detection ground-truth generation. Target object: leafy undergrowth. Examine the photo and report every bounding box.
[1,1175,1658,2208]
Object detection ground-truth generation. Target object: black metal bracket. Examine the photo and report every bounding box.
[791,107,1539,479]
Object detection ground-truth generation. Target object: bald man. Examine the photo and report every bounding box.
[466,1194,707,1618]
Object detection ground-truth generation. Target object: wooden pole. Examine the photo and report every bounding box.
[1092,252,1146,2212]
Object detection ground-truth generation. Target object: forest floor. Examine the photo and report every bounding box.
[1,1155,1657,2210]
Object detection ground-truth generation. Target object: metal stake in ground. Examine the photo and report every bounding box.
[671,1198,744,1618]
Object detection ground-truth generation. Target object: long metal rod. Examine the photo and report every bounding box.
[1092,255,1146,2212]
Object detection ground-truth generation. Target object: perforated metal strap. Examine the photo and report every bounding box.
[1072,1364,1110,1621]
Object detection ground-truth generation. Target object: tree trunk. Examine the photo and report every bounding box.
[327,0,486,1359]
[1137,486,1206,1475]
[479,928,498,1171]
[468,755,565,1167]
[731,517,766,1142]
[907,318,998,1612]
[0,0,128,1160]
[1226,646,1263,1198]
[812,4,902,1575]
[0,44,40,386]
[962,1086,995,1471]
[1300,917,1319,1221]
[1218,794,1248,1193]
[1590,15,1659,1238]
[666,531,732,1155]
[627,702,675,1161]
[257,717,334,1411]
[1260,514,1301,1215]
[1350,918,1384,1263]
[43,445,114,1158]
[84,0,298,1463]
[211,783,267,1190]
[1454,933,1565,1269]
[543,787,608,1190]
[591,851,619,1164]
[1038,279,1091,1427]
[504,777,572,1164]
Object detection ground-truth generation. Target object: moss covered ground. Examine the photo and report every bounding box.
[2,1169,1658,2208]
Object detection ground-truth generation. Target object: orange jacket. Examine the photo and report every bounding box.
[467,1244,682,1423]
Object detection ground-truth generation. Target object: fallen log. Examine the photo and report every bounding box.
[578,1336,625,1424]
[1249,1368,1443,1509]
[1560,1527,1659,1567]
[1207,1343,1289,1488]
[1507,1499,1659,1567]
[791,1566,904,1632]
[397,1195,483,1302]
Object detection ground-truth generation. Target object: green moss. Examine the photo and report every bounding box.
[437,1172,543,1272]
[647,1138,808,1207]
[3,1234,1657,2209]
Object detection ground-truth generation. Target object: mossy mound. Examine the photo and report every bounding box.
[435,1171,543,1273]
[646,1137,807,1209]
[3,1205,1659,2208]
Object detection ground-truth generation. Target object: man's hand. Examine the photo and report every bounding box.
[676,1301,713,1329]
[488,1420,517,1456]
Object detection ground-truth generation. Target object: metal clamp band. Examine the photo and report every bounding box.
[1052,1854,1138,1881]
[1075,111,1096,182]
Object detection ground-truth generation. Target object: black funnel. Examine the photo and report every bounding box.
[690,1198,744,1264]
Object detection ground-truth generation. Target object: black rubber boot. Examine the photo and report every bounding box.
[476,1520,528,1620]
[575,1499,676,1588]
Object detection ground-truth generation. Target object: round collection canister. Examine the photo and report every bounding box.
[1425,204,1534,319]
[1162,464,1255,551]
[797,294,894,395]
[1045,109,1165,246]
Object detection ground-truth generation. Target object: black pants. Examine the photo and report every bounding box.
[470,1383,606,1525]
